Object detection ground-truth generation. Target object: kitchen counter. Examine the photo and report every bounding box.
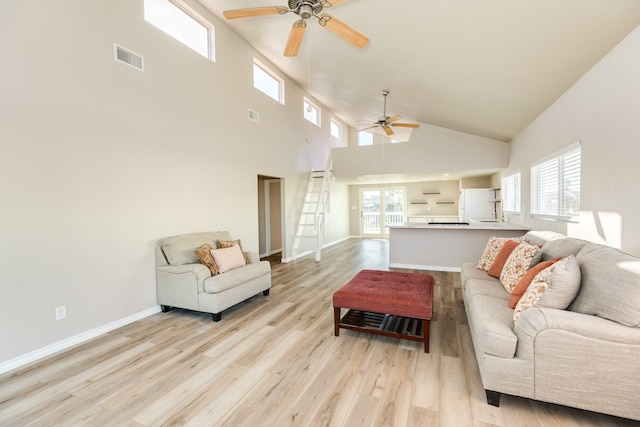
[389,222,529,272]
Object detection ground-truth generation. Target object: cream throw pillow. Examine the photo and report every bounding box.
[499,242,542,293]
[210,244,246,273]
[513,255,581,322]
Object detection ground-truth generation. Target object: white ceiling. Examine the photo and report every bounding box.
[201,0,640,143]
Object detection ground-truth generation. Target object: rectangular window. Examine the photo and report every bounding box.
[303,97,320,126]
[531,143,581,220]
[144,0,214,60]
[358,132,373,146]
[501,171,521,214]
[330,118,342,140]
[253,59,284,104]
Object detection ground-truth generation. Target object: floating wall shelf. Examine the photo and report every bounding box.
[436,201,455,204]
[410,202,429,205]
[422,192,440,195]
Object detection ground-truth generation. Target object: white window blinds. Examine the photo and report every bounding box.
[531,144,581,219]
[501,172,521,213]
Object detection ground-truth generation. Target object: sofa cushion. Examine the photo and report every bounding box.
[513,255,581,322]
[467,295,518,358]
[509,258,559,308]
[461,263,499,286]
[465,278,510,301]
[194,244,219,275]
[203,261,270,294]
[476,236,525,271]
[541,237,588,262]
[162,231,232,265]
[523,230,565,246]
[570,244,640,327]
[500,242,542,293]
[210,244,246,273]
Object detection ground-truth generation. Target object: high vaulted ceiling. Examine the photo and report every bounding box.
[202,0,640,142]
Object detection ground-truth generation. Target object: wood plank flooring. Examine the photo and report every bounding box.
[1,238,639,426]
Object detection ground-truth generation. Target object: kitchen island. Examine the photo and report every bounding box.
[389,222,529,272]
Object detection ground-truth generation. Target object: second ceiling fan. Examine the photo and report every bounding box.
[223,0,369,57]
[359,90,420,136]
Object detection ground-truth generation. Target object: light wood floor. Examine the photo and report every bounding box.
[1,238,638,427]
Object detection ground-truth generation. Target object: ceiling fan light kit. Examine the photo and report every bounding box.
[223,0,369,57]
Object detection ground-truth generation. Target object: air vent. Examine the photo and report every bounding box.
[114,43,144,71]
[248,109,260,123]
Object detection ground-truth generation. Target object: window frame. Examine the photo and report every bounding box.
[253,58,285,105]
[530,142,581,221]
[501,171,521,214]
[303,97,321,126]
[144,0,215,61]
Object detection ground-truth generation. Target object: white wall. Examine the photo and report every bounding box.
[333,122,508,178]
[0,0,349,366]
[498,25,640,255]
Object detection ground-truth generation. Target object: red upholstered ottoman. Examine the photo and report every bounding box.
[333,270,434,352]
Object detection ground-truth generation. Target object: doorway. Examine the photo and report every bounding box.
[258,176,283,258]
[360,188,406,238]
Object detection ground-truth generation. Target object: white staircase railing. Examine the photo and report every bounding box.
[293,156,332,261]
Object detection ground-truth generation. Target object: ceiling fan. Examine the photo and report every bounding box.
[359,90,420,136]
[223,0,369,57]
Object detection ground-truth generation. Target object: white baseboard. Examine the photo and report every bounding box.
[0,306,161,375]
[389,262,461,272]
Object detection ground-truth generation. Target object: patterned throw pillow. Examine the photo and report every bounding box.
[475,236,525,271]
[508,258,559,308]
[499,242,542,293]
[194,244,219,275]
[218,239,249,263]
[513,255,581,322]
[487,240,521,278]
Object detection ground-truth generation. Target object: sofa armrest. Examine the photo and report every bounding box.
[514,307,640,418]
[516,307,640,344]
[514,307,640,360]
[156,263,211,310]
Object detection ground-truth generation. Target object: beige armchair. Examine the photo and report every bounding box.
[155,231,271,321]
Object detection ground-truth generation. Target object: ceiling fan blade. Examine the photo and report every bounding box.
[382,126,395,136]
[320,0,349,7]
[386,115,402,124]
[358,125,378,132]
[318,14,369,48]
[391,123,420,128]
[284,20,306,57]
[223,6,288,19]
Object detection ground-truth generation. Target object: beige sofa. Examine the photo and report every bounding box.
[461,231,640,421]
[155,231,271,321]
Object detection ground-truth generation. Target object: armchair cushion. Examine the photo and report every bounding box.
[162,231,231,265]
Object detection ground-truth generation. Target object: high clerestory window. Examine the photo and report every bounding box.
[330,118,342,140]
[144,0,215,61]
[358,132,373,146]
[303,97,320,126]
[253,59,284,104]
[531,143,581,220]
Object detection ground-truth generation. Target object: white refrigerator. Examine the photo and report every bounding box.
[458,189,496,222]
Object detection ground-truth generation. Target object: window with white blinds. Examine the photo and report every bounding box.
[531,143,581,220]
[501,171,521,213]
